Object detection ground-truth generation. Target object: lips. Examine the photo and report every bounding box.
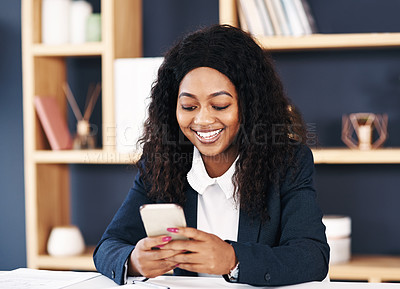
[192,128,223,144]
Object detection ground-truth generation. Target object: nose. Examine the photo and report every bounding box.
[193,107,214,125]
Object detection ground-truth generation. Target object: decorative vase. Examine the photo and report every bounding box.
[47,225,85,256]
[342,113,388,150]
[86,13,102,42]
[42,0,71,44]
[69,0,93,44]
[73,119,96,149]
[356,124,372,150]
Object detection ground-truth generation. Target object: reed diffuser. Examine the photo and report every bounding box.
[63,82,101,149]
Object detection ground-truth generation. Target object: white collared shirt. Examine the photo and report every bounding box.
[187,146,240,252]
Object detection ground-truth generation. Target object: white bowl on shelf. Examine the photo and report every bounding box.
[47,225,85,256]
[322,215,352,264]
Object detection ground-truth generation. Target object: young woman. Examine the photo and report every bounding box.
[94,24,329,286]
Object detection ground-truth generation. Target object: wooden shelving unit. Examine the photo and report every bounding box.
[329,255,400,283]
[33,150,140,164]
[32,43,104,56]
[36,246,96,271]
[22,0,142,271]
[219,0,400,283]
[312,148,400,164]
[256,33,400,51]
[219,0,400,51]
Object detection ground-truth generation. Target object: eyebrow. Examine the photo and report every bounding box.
[178,90,233,98]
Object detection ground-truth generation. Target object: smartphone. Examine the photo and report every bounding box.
[139,203,188,240]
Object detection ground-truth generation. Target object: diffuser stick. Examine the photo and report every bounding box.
[83,82,101,121]
[63,83,83,120]
[84,82,95,115]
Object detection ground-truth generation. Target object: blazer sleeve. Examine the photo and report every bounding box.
[229,145,330,286]
[93,170,150,285]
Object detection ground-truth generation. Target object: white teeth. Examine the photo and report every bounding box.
[196,129,223,139]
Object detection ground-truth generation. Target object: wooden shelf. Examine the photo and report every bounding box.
[311,148,400,164]
[32,148,400,165]
[219,0,400,51]
[329,255,400,283]
[255,33,400,51]
[33,149,140,164]
[32,42,104,56]
[22,0,143,271]
[36,246,96,271]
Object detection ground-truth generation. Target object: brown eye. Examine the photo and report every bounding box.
[181,105,196,111]
[213,105,230,111]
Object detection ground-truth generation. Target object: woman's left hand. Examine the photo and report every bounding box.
[161,227,237,275]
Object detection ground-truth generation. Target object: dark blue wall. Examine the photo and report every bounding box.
[0,0,218,270]
[1,0,400,270]
[277,0,400,255]
[0,0,26,269]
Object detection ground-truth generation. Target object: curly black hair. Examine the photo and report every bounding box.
[138,24,306,221]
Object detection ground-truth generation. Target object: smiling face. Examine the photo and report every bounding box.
[176,67,240,166]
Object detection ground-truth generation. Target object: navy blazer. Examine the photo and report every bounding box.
[93,145,329,286]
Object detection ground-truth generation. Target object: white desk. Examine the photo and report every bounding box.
[2,271,400,289]
[69,275,400,289]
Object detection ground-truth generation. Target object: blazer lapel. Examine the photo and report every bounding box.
[175,185,198,277]
[183,186,198,229]
[238,209,261,243]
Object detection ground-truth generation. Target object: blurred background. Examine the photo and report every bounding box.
[1,0,400,270]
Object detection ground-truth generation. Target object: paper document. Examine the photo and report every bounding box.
[113,275,400,289]
[0,268,100,289]
[119,276,265,288]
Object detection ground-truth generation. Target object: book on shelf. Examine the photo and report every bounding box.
[238,0,266,36]
[254,0,275,36]
[114,57,164,154]
[237,0,317,37]
[300,0,318,33]
[237,1,249,33]
[264,0,282,35]
[292,0,312,34]
[270,0,291,36]
[34,96,73,150]
[281,0,305,36]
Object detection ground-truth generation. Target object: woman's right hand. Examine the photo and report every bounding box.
[128,235,180,278]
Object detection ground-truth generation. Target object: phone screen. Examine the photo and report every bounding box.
[139,203,188,240]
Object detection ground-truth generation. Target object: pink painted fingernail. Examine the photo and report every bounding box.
[155,244,165,248]
[167,228,179,233]
[175,263,180,267]
[162,236,172,242]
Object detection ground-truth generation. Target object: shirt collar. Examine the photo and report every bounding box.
[187,147,238,199]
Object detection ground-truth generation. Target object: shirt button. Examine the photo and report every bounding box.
[264,273,271,281]
[111,270,115,279]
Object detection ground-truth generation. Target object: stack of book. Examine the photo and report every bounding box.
[237,0,317,37]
